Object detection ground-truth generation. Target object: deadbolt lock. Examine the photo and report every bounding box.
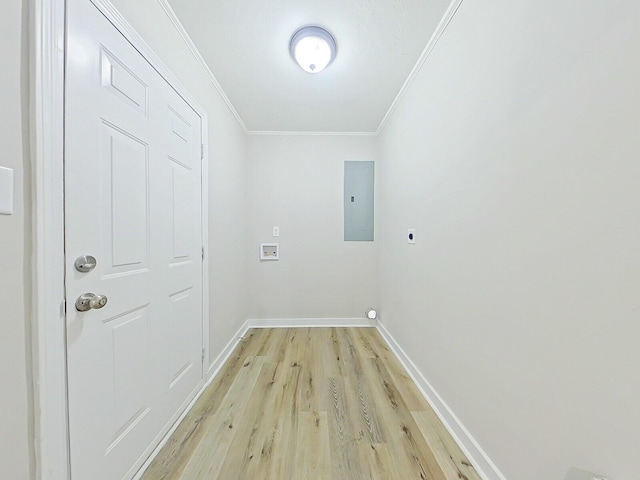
[74,255,97,273]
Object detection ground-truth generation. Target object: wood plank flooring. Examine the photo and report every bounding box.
[141,328,482,480]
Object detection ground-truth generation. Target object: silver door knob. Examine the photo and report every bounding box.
[75,293,108,312]
[74,255,97,273]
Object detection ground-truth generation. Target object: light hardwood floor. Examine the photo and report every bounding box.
[141,328,482,480]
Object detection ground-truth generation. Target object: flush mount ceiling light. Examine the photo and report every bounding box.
[289,25,337,74]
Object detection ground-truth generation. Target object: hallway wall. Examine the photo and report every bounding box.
[0,0,33,478]
[246,135,377,321]
[377,0,640,478]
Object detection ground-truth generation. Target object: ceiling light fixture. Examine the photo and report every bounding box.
[289,25,337,74]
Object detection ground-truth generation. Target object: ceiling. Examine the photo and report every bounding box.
[166,0,453,133]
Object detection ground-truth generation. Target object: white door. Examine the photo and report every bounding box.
[65,0,204,478]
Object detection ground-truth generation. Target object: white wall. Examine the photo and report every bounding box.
[377,1,640,479]
[247,135,377,320]
[0,0,33,478]
[100,0,249,370]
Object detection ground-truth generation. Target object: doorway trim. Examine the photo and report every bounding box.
[30,1,210,478]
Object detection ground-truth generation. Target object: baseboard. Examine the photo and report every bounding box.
[131,384,204,480]
[246,317,378,328]
[132,320,250,479]
[376,321,507,480]
[207,320,251,377]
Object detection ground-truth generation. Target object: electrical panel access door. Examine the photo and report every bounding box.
[344,161,375,241]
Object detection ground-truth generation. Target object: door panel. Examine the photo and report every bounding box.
[103,122,150,271]
[65,1,203,478]
[110,308,152,446]
[170,161,193,260]
[168,288,195,386]
[101,48,149,117]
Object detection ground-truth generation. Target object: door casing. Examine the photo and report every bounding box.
[30,1,210,478]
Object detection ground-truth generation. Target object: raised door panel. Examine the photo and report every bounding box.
[167,105,196,168]
[169,157,193,263]
[100,48,149,118]
[106,307,153,455]
[168,288,196,390]
[101,122,150,275]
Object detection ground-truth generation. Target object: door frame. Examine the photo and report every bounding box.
[30,0,210,478]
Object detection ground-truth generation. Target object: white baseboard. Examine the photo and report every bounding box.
[376,321,507,480]
[246,317,377,328]
[132,320,249,479]
[207,320,251,377]
[131,384,204,480]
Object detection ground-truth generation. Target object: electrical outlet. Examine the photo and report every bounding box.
[273,226,280,237]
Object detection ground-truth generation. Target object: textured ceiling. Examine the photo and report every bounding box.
[166,0,452,133]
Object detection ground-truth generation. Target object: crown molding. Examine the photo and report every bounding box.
[376,0,464,135]
[156,0,248,133]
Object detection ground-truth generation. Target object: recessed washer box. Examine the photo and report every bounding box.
[260,243,279,260]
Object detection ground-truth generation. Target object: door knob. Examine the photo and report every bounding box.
[75,293,108,312]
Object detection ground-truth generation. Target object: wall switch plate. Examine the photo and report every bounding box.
[0,166,14,215]
[408,229,416,244]
[273,226,280,237]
